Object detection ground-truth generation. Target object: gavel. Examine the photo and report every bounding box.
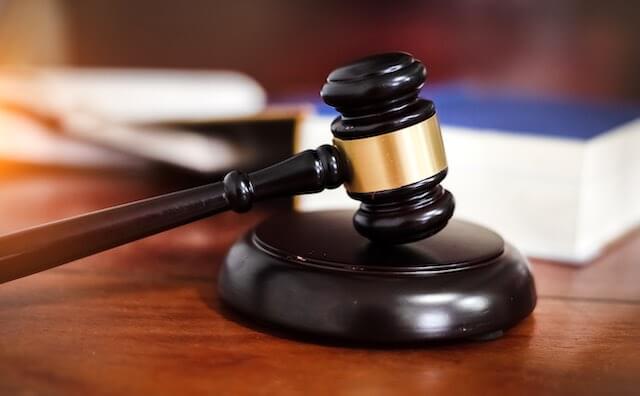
[0,52,454,284]
[0,52,536,343]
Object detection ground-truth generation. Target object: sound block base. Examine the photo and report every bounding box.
[219,210,536,343]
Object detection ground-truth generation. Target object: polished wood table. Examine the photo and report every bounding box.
[1,171,639,395]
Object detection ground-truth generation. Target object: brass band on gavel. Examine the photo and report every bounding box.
[333,115,447,193]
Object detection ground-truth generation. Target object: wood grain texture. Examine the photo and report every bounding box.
[0,173,639,395]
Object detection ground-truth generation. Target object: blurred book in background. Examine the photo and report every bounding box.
[293,85,640,263]
[0,68,296,175]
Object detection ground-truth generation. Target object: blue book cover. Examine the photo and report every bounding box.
[284,83,640,140]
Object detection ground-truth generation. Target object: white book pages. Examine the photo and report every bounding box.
[0,110,141,169]
[0,68,266,171]
[294,114,640,264]
[0,68,266,123]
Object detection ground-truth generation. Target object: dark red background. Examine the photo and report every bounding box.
[61,0,640,100]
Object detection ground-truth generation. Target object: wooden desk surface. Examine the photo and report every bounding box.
[1,172,639,395]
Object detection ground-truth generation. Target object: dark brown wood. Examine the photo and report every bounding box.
[220,211,535,342]
[321,52,436,139]
[0,173,638,395]
[0,145,344,284]
[322,53,455,243]
[349,170,455,243]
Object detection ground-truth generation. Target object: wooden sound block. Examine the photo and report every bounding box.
[218,210,536,343]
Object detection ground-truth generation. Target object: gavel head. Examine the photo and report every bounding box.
[321,52,455,244]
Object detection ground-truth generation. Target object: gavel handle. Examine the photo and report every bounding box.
[0,145,344,284]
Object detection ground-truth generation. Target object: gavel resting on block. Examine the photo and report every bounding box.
[0,53,536,343]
